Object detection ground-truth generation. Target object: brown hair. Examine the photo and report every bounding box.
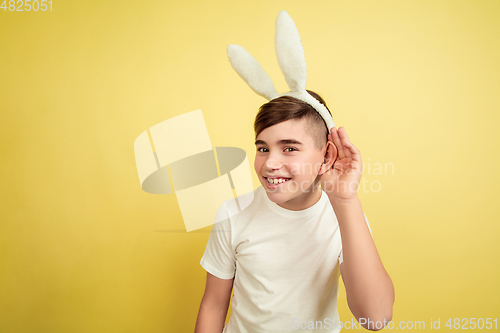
[254,90,332,150]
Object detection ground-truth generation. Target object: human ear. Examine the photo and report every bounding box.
[318,141,337,175]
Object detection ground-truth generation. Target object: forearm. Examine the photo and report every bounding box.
[330,195,394,324]
[194,300,228,333]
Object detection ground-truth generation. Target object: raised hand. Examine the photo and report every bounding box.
[320,126,363,201]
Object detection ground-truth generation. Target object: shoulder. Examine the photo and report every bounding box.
[213,186,263,225]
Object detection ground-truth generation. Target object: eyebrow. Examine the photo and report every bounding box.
[254,139,303,146]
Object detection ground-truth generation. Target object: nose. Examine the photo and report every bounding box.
[265,153,283,170]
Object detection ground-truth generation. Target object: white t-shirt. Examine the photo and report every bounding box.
[200,186,371,333]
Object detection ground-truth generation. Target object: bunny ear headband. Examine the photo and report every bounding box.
[227,10,335,133]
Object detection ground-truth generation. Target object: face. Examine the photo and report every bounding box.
[254,118,327,210]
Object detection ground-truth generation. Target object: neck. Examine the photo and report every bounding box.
[276,183,323,211]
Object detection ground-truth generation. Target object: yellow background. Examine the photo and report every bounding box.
[1,0,499,332]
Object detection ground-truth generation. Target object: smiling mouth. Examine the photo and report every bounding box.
[265,177,291,184]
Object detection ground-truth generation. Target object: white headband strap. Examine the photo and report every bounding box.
[227,10,335,133]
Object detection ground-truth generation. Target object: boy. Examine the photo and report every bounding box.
[194,90,394,332]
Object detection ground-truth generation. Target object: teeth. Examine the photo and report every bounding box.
[267,178,289,184]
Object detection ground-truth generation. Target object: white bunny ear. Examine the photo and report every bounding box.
[227,44,280,101]
[275,10,307,93]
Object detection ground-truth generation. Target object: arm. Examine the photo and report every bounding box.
[194,272,234,333]
[334,196,394,330]
[318,126,394,330]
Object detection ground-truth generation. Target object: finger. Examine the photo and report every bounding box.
[335,127,353,160]
[338,128,352,160]
[338,127,361,162]
[330,127,346,160]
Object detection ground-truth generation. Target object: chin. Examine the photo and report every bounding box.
[262,185,294,203]
[266,192,290,204]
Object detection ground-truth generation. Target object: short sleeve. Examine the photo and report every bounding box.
[339,212,372,265]
[200,203,236,279]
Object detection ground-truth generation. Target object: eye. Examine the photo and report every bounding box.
[257,147,268,153]
[284,147,297,152]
